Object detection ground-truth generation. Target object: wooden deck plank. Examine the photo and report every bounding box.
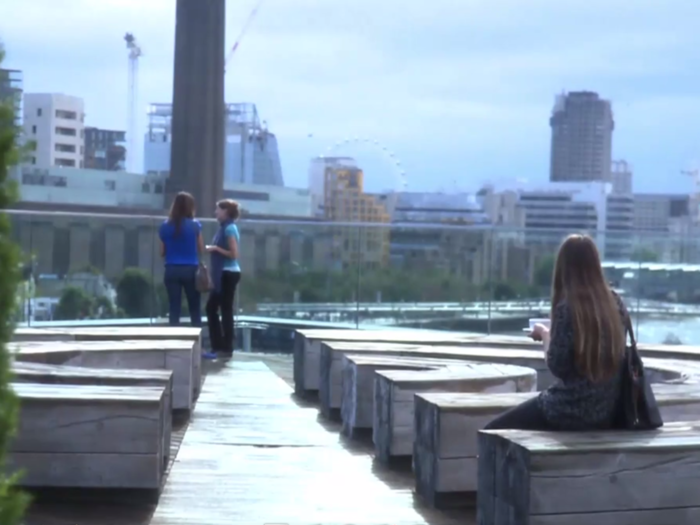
[149,359,470,525]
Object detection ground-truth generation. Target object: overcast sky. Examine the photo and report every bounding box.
[2,0,699,193]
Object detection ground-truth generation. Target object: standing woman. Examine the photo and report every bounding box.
[205,199,241,358]
[159,192,205,326]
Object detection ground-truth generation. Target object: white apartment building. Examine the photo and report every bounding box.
[23,93,85,169]
[479,181,633,260]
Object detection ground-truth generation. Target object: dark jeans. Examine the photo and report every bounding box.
[164,265,202,327]
[206,271,240,353]
[483,397,551,431]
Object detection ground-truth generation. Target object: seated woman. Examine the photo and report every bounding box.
[485,234,628,431]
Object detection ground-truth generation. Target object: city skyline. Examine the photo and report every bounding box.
[2,0,699,194]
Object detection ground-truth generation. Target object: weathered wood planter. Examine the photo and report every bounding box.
[10,382,167,489]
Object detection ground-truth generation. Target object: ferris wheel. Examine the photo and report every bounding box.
[319,137,408,192]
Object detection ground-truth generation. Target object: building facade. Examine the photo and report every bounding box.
[84,127,126,171]
[145,102,284,193]
[23,93,85,169]
[479,181,634,284]
[0,68,22,124]
[323,165,390,270]
[308,156,357,217]
[376,191,491,281]
[12,165,311,219]
[611,160,633,194]
[549,91,614,183]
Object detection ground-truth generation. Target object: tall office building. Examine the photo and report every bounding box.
[23,93,85,169]
[549,91,614,183]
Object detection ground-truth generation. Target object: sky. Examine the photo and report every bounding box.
[2,0,700,194]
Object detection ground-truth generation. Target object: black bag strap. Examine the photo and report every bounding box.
[622,310,637,348]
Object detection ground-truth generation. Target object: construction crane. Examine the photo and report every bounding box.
[124,33,143,173]
[225,0,265,72]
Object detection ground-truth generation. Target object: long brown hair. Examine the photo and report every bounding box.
[551,234,625,382]
[168,192,195,234]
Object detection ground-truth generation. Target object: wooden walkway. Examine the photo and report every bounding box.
[150,359,472,525]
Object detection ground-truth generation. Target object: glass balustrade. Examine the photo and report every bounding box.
[9,209,700,345]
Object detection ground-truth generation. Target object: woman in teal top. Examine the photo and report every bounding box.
[204,199,241,358]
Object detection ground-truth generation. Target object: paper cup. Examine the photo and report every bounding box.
[528,318,551,330]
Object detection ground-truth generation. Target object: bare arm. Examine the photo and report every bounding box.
[215,235,239,259]
[197,232,205,257]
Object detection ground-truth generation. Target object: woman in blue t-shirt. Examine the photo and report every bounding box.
[204,199,241,358]
[159,192,205,326]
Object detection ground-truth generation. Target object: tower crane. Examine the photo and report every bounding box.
[225,0,265,72]
[124,33,143,173]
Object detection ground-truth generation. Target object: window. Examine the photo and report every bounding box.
[104,180,116,191]
[54,158,76,167]
[55,126,76,137]
[55,143,76,153]
[55,109,78,120]
[31,125,36,134]
[37,108,42,117]
[30,157,36,165]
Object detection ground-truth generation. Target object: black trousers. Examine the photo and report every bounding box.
[483,397,551,431]
[206,271,240,353]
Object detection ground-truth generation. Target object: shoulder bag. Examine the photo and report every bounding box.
[195,262,212,292]
[616,311,663,430]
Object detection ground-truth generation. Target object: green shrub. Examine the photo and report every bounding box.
[0,41,30,524]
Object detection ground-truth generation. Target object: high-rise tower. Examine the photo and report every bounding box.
[549,91,614,183]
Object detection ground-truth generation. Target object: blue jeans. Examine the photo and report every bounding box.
[163,265,202,326]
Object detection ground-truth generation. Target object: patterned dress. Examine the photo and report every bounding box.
[537,295,627,430]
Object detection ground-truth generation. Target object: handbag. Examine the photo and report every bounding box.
[616,311,663,430]
[195,262,212,292]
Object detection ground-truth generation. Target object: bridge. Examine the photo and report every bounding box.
[255,299,700,318]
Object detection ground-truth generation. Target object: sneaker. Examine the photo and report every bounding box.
[202,351,218,360]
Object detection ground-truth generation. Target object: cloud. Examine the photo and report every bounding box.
[1,0,699,192]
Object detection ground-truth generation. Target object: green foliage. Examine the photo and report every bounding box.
[94,295,118,318]
[54,286,119,321]
[630,247,659,263]
[235,266,544,310]
[116,267,154,318]
[0,42,30,523]
[534,254,555,288]
[54,286,94,320]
